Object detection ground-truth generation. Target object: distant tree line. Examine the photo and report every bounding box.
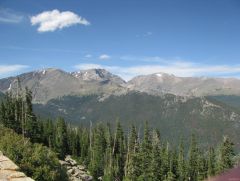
[0,81,237,181]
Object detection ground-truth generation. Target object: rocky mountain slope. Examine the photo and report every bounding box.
[34,92,240,149]
[127,73,240,96]
[1,68,240,104]
[0,68,126,103]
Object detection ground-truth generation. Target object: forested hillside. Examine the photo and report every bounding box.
[0,88,239,181]
[0,91,5,101]
[209,95,240,111]
[34,93,240,150]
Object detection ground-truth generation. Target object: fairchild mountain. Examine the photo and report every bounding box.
[1,68,240,103]
[127,72,240,97]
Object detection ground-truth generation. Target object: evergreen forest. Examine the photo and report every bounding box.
[0,84,238,181]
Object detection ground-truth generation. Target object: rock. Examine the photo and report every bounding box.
[67,168,74,174]
[80,174,93,181]
[65,155,73,162]
[11,178,34,181]
[60,155,93,181]
[0,155,19,170]
[0,151,34,181]
[77,165,85,171]
[70,160,77,166]
[59,160,68,166]
[67,166,72,170]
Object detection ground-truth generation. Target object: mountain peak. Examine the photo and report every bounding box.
[72,68,125,83]
[153,72,175,78]
[36,68,66,75]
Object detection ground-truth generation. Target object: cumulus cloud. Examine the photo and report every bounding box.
[30,9,90,32]
[0,65,29,78]
[99,54,111,60]
[74,61,240,81]
[0,8,23,23]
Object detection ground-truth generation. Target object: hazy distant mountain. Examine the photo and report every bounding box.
[128,73,240,96]
[0,68,126,103]
[1,68,240,103]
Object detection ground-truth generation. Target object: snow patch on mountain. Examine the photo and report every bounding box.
[156,73,163,77]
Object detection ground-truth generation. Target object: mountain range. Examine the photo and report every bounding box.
[1,68,240,103]
[1,68,240,149]
[0,68,126,103]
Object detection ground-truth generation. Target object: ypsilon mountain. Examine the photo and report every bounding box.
[1,68,240,103]
[0,68,126,103]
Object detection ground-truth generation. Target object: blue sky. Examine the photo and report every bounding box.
[0,0,240,80]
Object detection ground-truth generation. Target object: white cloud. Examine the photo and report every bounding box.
[0,65,29,77]
[145,31,153,36]
[120,56,168,63]
[85,54,92,58]
[99,54,111,60]
[30,9,90,32]
[136,31,153,38]
[75,63,103,70]
[74,61,240,81]
[0,8,23,23]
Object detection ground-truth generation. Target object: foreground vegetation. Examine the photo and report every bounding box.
[0,84,238,181]
[0,125,68,180]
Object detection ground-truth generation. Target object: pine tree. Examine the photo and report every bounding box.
[161,142,170,180]
[207,147,216,177]
[103,123,114,180]
[89,124,106,180]
[125,125,137,178]
[42,119,55,148]
[163,171,175,181]
[112,121,125,180]
[67,127,81,156]
[125,125,141,181]
[0,101,6,125]
[138,121,152,180]
[79,127,90,165]
[75,129,81,157]
[188,134,199,181]
[177,139,186,181]
[24,87,40,142]
[217,136,235,173]
[197,151,207,181]
[13,77,22,134]
[151,129,162,181]
[55,117,69,159]
[4,92,15,130]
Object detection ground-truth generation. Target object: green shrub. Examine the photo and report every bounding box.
[0,125,68,181]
